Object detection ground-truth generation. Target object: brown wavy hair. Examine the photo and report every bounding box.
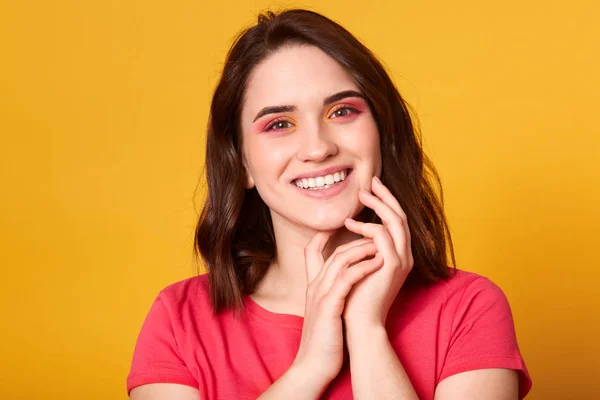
[193,9,456,315]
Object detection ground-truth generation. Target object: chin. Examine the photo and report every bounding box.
[297,211,351,232]
[305,220,346,232]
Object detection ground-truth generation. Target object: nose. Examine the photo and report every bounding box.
[296,122,338,162]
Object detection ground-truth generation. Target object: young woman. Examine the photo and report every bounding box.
[127,9,532,400]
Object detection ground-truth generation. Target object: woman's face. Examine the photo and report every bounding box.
[240,44,382,232]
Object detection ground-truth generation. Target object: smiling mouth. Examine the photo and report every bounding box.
[293,168,352,190]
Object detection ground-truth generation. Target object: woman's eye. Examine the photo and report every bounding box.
[267,120,293,131]
[330,107,354,118]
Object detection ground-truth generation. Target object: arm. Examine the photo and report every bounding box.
[257,362,331,400]
[256,232,386,400]
[342,179,529,399]
[434,368,519,399]
[129,364,331,400]
[342,178,419,399]
[346,324,520,400]
[130,383,200,400]
[129,360,334,400]
[346,324,419,400]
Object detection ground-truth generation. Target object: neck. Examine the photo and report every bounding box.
[256,211,364,306]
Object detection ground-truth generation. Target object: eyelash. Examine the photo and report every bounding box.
[264,105,360,132]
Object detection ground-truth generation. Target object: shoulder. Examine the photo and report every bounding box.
[439,268,514,322]
[154,273,213,317]
[404,267,507,307]
[405,267,520,343]
[127,275,211,395]
[442,268,506,300]
[440,268,510,310]
[431,269,531,397]
[395,267,514,330]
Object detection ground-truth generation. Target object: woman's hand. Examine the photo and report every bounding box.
[342,175,414,328]
[292,230,384,389]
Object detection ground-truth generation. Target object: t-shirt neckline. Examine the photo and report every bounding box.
[243,294,304,329]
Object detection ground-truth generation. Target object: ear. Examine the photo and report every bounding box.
[245,171,255,189]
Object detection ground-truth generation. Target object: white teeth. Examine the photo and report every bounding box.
[294,169,349,189]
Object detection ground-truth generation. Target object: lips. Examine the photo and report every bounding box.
[290,165,353,182]
[291,168,353,199]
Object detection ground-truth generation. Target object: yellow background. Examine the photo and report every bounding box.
[1,0,598,399]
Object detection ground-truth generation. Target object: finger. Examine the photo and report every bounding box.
[344,219,401,267]
[357,189,411,255]
[371,176,407,221]
[315,237,373,284]
[329,237,373,255]
[304,231,335,284]
[358,189,403,228]
[320,241,378,292]
[325,255,384,314]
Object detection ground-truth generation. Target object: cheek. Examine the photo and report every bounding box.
[246,139,293,181]
[364,118,381,155]
[344,118,381,158]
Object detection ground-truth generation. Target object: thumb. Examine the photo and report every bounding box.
[304,230,334,284]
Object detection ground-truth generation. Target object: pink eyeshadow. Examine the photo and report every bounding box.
[253,119,275,133]
[341,99,367,112]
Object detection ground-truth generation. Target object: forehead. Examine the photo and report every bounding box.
[242,45,359,117]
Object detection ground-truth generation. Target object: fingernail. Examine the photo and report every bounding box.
[373,176,381,183]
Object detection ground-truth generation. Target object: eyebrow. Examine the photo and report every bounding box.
[252,90,366,122]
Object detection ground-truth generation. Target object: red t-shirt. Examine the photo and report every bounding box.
[127,268,532,399]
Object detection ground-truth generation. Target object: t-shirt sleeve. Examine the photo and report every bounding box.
[438,276,533,399]
[126,291,198,395]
